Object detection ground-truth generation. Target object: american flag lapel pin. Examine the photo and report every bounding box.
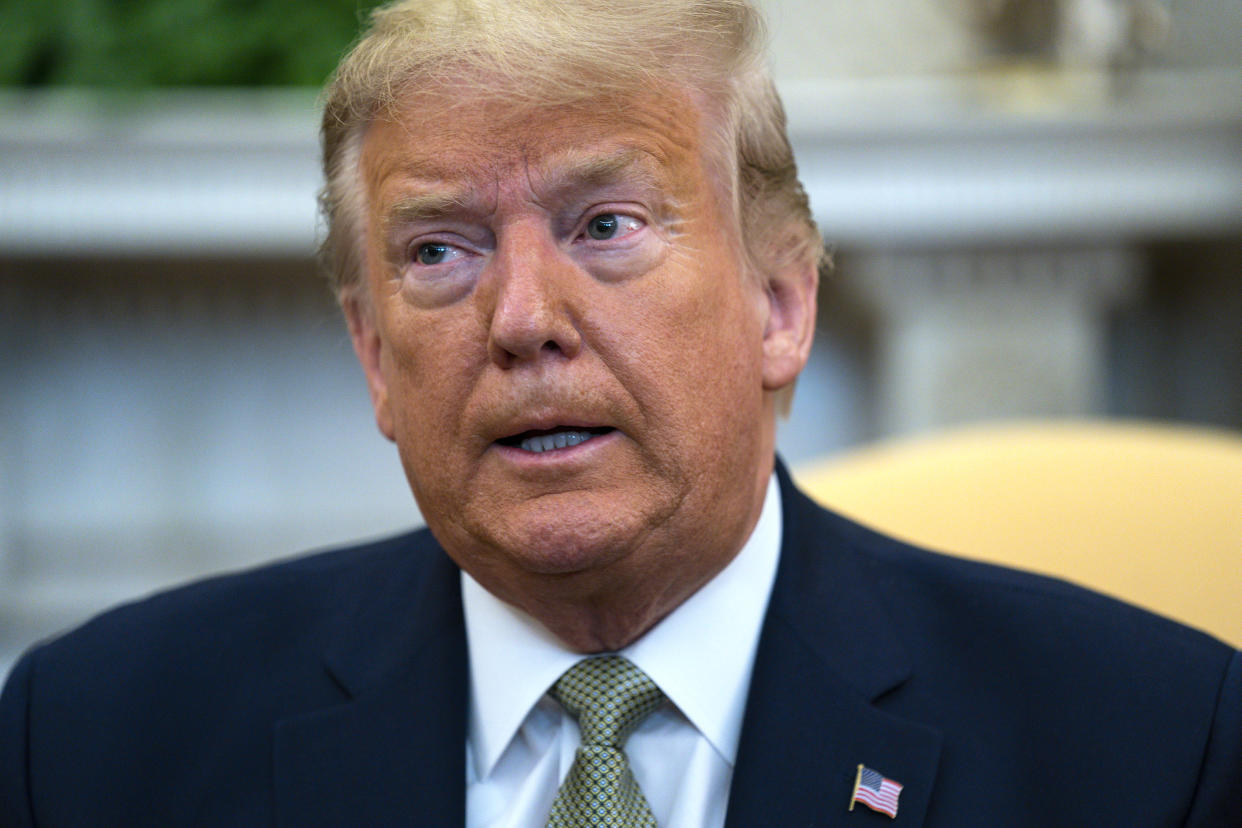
[849,764,903,819]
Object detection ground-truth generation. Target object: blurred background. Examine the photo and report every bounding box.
[2,0,1241,674]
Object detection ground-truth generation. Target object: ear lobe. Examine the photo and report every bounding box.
[761,258,818,392]
[343,295,396,442]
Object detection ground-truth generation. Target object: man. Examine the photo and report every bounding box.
[2,0,1239,826]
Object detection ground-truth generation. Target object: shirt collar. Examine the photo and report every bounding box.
[462,474,783,780]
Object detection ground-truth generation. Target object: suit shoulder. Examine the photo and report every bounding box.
[1,528,457,824]
[16,528,440,680]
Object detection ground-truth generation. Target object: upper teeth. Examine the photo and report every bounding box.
[519,430,597,453]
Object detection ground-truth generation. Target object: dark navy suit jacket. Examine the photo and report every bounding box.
[3,464,1240,826]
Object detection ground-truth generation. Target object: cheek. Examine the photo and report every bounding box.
[661,246,763,343]
[380,308,482,441]
[609,252,765,418]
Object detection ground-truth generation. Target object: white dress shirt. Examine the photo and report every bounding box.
[462,475,783,828]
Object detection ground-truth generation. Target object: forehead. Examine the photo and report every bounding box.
[360,83,724,206]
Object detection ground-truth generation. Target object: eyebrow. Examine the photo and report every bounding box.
[380,146,670,232]
[535,147,664,198]
[381,190,475,233]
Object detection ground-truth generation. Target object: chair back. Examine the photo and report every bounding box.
[794,421,1242,646]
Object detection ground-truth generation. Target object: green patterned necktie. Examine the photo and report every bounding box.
[546,655,665,828]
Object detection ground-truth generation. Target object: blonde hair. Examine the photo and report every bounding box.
[319,0,824,301]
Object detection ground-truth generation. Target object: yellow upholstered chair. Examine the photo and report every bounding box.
[793,420,1242,647]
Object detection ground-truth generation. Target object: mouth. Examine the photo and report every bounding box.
[497,426,616,454]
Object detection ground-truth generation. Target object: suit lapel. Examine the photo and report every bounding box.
[726,465,943,827]
[273,536,468,827]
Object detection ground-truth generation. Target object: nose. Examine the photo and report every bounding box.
[483,224,583,368]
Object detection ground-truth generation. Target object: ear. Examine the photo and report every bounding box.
[761,256,818,392]
[343,294,396,442]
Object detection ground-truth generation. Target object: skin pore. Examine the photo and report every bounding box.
[345,82,817,652]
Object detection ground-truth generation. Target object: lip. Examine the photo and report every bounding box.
[495,410,609,431]
[489,411,613,444]
[490,425,621,468]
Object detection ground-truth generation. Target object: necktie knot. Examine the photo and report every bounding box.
[551,655,663,748]
[546,655,664,827]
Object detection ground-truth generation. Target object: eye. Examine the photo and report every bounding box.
[584,213,643,241]
[412,242,461,266]
[587,214,619,240]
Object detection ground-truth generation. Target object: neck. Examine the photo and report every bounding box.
[492,471,772,653]
[519,564,730,652]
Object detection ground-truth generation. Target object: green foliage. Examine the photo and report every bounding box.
[0,0,387,87]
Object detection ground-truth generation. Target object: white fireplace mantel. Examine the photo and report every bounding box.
[783,68,1242,247]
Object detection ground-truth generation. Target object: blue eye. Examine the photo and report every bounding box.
[587,214,620,240]
[416,243,451,265]
[585,213,645,242]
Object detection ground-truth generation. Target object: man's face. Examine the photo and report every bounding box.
[349,83,814,645]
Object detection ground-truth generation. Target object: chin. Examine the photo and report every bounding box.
[478,496,668,577]
[507,523,640,576]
